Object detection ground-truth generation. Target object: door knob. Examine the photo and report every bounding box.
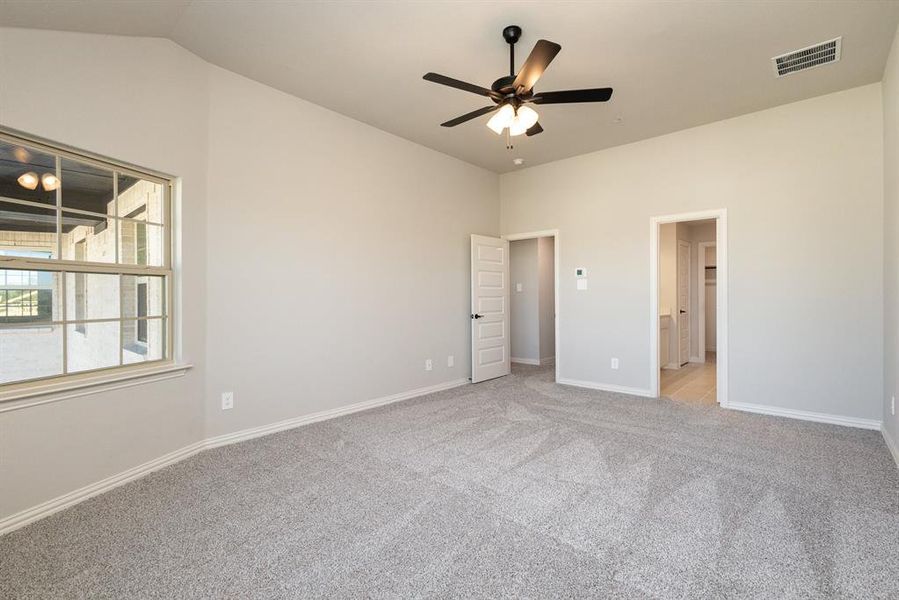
[471,313,484,319]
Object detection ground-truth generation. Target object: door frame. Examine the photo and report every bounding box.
[650,210,727,404]
[697,241,716,361]
[676,239,692,367]
[502,229,560,383]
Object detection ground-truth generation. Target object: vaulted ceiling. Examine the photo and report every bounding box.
[2,1,898,173]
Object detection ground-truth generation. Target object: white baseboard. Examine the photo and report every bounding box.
[0,377,469,536]
[662,362,679,370]
[689,355,705,363]
[557,378,655,398]
[511,357,541,366]
[883,427,899,469]
[722,401,882,431]
[204,378,468,449]
[0,440,206,536]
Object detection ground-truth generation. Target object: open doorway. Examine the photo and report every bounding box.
[509,236,556,368]
[505,231,559,381]
[469,231,559,384]
[650,210,727,405]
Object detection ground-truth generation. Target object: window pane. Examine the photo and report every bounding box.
[61,211,116,263]
[60,158,114,216]
[0,323,64,383]
[65,272,119,321]
[66,321,119,373]
[123,318,164,364]
[119,220,162,266]
[0,269,60,323]
[122,275,164,318]
[118,175,163,224]
[0,201,58,258]
[0,141,57,207]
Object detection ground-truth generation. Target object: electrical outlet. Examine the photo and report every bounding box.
[221,391,234,410]
[611,358,619,370]
[892,395,895,416]
[447,355,454,368]
[425,359,433,371]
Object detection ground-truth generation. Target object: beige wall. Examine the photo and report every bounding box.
[884,24,899,446]
[203,65,498,438]
[502,84,884,420]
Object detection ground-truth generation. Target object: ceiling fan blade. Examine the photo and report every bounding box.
[440,105,498,127]
[532,88,613,104]
[526,122,543,136]
[512,39,561,93]
[424,72,493,98]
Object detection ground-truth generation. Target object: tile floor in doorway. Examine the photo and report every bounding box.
[660,352,717,405]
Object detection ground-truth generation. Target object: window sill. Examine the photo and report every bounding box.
[0,362,193,412]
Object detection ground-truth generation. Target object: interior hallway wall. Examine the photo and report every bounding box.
[705,245,718,352]
[659,223,677,367]
[510,238,540,362]
[501,84,884,421]
[538,237,555,363]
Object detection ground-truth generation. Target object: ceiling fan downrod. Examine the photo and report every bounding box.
[503,25,522,76]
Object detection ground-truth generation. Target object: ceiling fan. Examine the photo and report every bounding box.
[423,25,613,144]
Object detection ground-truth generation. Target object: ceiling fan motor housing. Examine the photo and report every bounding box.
[502,25,522,45]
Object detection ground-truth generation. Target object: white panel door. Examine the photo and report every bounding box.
[677,240,691,367]
[471,234,510,383]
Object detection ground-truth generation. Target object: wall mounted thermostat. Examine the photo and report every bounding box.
[575,267,586,277]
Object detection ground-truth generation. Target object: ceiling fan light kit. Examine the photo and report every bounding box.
[423,25,613,146]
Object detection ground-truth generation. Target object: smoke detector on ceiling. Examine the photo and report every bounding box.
[512,158,525,166]
[772,37,841,77]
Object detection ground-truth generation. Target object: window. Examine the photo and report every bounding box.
[0,130,172,386]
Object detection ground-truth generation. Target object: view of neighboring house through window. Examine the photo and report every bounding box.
[0,131,171,385]
[74,240,86,333]
[0,251,53,323]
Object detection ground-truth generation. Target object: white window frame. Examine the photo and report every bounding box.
[0,127,181,402]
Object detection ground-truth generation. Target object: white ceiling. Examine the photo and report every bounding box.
[2,1,898,173]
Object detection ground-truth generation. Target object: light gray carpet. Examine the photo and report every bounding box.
[2,364,898,599]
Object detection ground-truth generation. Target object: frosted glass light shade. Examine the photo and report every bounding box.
[486,104,515,134]
[509,106,540,137]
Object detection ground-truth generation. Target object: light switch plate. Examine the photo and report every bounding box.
[516,283,523,292]
[576,279,588,291]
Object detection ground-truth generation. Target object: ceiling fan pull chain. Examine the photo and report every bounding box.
[505,129,513,150]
